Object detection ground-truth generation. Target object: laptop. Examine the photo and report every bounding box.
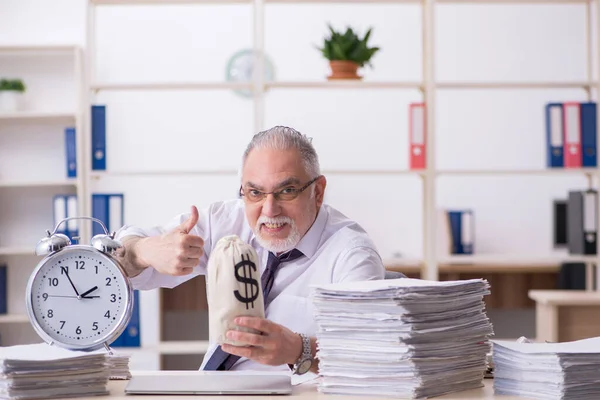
[124,370,293,395]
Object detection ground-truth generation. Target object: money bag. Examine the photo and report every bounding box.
[206,235,265,346]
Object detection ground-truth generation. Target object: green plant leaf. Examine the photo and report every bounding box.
[316,24,379,67]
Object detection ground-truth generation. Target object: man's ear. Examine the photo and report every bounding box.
[315,176,327,207]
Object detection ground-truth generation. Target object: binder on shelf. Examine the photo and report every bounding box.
[580,102,597,167]
[563,102,582,168]
[447,210,474,255]
[65,127,77,178]
[553,199,568,249]
[0,264,6,315]
[91,193,139,347]
[66,195,78,240]
[409,102,426,170]
[91,105,106,171]
[53,195,78,240]
[568,189,597,255]
[545,103,564,168]
[91,193,124,236]
[53,195,67,236]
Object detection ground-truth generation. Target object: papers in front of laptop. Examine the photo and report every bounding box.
[0,342,110,400]
[311,278,494,399]
[492,337,600,400]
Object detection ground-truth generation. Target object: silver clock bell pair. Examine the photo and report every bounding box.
[25,216,134,352]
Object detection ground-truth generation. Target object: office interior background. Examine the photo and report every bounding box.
[0,0,598,370]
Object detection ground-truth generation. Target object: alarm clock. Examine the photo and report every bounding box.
[25,217,133,352]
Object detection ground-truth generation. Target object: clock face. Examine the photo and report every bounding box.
[26,246,132,350]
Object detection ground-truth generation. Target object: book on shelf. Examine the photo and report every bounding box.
[437,209,474,256]
[545,101,596,168]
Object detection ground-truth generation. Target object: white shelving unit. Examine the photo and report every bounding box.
[84,0,600,367]
[0,45,87,345]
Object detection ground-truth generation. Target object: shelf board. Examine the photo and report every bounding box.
[157,340,210,355]
[436,81,595,89]
[90,0,587,3]
[436,168,598,176]
[0,45,79,54]
[0,314,30,323]
[266,81,422,89]
[0,180,77,188]
[0,246,35,256]
[92,0,250,4]
[386,255,597,274]
[0,111,76,123]
[90,82,252,91]
[90,169,423,179]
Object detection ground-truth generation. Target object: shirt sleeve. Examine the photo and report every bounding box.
[332,246,386,284]
[114,206,211,290]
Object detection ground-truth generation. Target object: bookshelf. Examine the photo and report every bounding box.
[83,0,600,368]
[0,45,87,346]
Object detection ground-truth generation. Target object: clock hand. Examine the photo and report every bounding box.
[47,295,79,299]
[80,286,99,298]
[60,266,81,298]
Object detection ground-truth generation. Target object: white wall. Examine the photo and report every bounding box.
[0,0,595,260]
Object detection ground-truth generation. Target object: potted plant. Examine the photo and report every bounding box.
[317,24,380,80]
[0,78,26,112]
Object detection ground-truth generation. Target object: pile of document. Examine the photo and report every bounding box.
[311,278,493,398]
[0,343,111,400]
[103,350,132,380]
[493,336,600,399]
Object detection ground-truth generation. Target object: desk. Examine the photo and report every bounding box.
[529,290,600,342]
[80,378,526,400]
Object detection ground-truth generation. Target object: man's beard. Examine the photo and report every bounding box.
[254,215,301,254]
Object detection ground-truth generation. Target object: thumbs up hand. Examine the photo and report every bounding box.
[134,206,205,276]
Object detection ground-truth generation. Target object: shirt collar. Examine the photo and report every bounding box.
[294,206,328,259]
[248,206,328,259]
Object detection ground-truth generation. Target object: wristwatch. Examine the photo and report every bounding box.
[292,333,313,375]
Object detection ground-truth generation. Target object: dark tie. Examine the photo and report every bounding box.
[203,249,304,371]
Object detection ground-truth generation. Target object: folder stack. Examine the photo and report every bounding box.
[0,343,110,399]
[493,337,600,400]
[311,278,493,398]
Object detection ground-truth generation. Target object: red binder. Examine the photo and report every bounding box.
[563,102,582,168]
[409,102,426,170]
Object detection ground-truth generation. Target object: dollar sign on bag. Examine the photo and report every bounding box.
[234,254,259,309]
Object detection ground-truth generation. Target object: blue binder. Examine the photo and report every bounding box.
[545,103,564,168]
[91,194,124,236]
[65,127,77,178]
[91,105,106,171]
[580,102,597,167]
[91,193,139,347]
[0,265,6,315]
[447,210,474,255]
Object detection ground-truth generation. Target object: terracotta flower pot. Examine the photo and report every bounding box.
[327,60,362,80]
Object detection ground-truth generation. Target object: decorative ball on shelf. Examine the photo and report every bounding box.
[225,49,275,98]
[25,217,134,352]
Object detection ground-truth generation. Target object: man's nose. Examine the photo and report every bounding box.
[261,193,281,217]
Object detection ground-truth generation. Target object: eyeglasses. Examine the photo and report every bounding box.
[239,176,321,203]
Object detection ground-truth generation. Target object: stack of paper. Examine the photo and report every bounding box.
[311,278,493,398]
[103,350,132,380]
[493,337,600,400]
[0,343,110,400]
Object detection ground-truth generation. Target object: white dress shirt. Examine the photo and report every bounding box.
[116,198,385,372]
